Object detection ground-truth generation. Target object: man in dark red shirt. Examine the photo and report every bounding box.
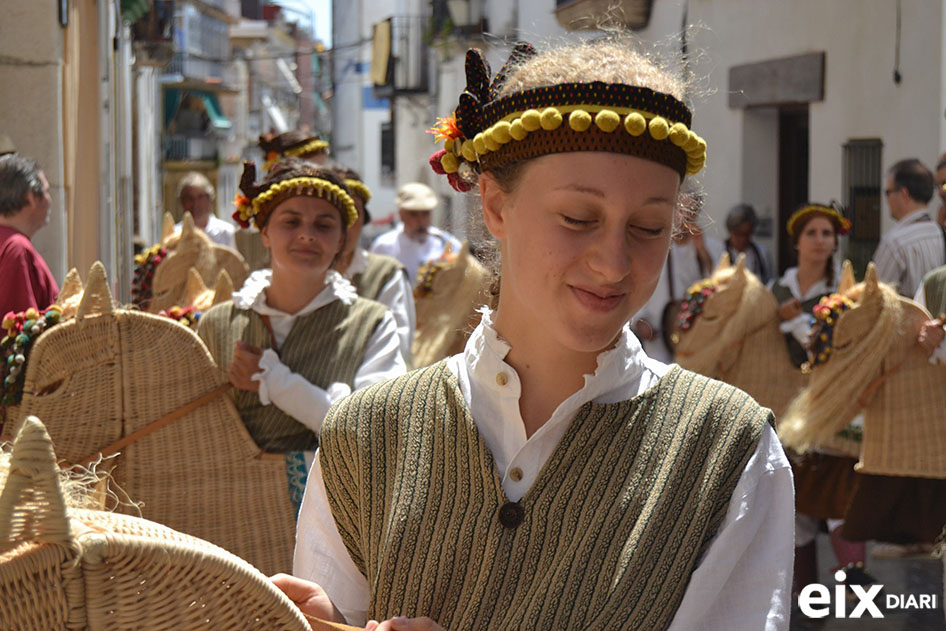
[0,154,58,315]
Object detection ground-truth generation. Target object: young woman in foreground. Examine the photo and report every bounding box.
[280,38,793,630]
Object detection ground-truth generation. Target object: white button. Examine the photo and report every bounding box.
[509,467,523,482]
[496,372,508,386]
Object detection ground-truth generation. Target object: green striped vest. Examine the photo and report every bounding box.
[923,265,946,316]
[350,252,406,301]
[320,362,771,630]
[198,297,387,452]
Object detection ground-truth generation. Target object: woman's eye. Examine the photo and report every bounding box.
[562,215,593,226]
[633,226,664,237]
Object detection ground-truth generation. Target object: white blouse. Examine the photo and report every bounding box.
[343,247,416,365]
[233,269,406,436]
[293,309,793,629]
[769,266,837,347]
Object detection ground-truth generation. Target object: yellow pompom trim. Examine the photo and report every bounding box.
[568,109,592,132]
[688,136,707,158]
[624,112,647,136]
[461,139,477,162]
[473,133,487,155]
[683,131,700,153]
[343,178,372,203]
[281,138,330,160]
[649,117,669,140]
[521,109,542,131]
[540,108,563,130]
[510,119,527,141]
[668,122,689,147]
[492,121,512,144]
[441,152,459,174]
[595,110,621,133]
[251,177,357,228]
[443,138,454,153]
[484,130,501,152]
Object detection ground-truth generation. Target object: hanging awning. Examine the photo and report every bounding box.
[164,88,232,132]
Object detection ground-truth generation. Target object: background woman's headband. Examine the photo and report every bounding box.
[428,45,706,192]
[786,202,851,237]
[233,161,357,230]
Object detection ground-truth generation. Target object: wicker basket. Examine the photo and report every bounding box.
[151,214,249,313]
[8,262,297,575]
[0,416,313,631]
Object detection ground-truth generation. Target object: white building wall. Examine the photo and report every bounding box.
[637,0,945,249]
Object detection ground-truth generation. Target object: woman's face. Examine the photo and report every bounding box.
[483,152,679,354]
[262,196,345,280]
[795,215,836,267]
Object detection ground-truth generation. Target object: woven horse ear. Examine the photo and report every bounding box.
[838,259,855,293]
[212,270,233,305]
[182,268,210,308]
[863,261,880,297]
[161,212,175,243]
[56,268,84,320]
[714,251,731,274]
[0,416,72,552]
[76,261,114,320]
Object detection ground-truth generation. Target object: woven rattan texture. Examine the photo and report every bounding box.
[1,418,311,631]
[11,308,296,575]
[857,297,946,478]
[673,256,810,429]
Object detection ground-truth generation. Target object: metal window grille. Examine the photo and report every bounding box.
[842,139,883,278]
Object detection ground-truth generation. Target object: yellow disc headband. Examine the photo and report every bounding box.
[262,138,331,170]
[428,45,706,192]
[786,204,851,237]
[233,176,358,230]
[343,178,372,203]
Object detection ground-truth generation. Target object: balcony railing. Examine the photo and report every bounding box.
[164,135,218,161]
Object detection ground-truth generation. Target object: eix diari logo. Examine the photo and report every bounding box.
[798,569,938,619]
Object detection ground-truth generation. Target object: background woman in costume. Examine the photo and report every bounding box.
[196,159,405,506]
[281,39,792,631]
[330,165,416,367]
[768,203,876,592]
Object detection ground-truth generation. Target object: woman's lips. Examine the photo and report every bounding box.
[570,285,625,312]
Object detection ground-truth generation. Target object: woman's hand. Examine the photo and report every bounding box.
[229,340,263,392]
[777,298,803,322]
[270,574,346,623]
[365,616,445,631]
[918,318,945,356]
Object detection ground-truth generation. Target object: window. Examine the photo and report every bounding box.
[842,139,883,278]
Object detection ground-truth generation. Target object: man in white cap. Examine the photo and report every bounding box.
[370,182,461,284]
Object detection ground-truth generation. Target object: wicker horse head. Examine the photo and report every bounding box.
[779,263,946,478]
[0,416,316,631]
[412,242,491,368]
[673,253,807,421]
[8,262,297,575]
[149,213,249,313]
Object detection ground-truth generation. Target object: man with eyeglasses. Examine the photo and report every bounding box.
[873,158,946,297]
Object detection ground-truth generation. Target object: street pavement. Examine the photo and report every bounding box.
[791,536,944,630]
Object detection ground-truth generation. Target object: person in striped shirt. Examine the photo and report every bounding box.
[873,159,946,297]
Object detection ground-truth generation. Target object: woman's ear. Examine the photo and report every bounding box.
[260,223,270,248]
[479,173,508,241]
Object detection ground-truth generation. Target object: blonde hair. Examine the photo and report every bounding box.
[177,171,215,201]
